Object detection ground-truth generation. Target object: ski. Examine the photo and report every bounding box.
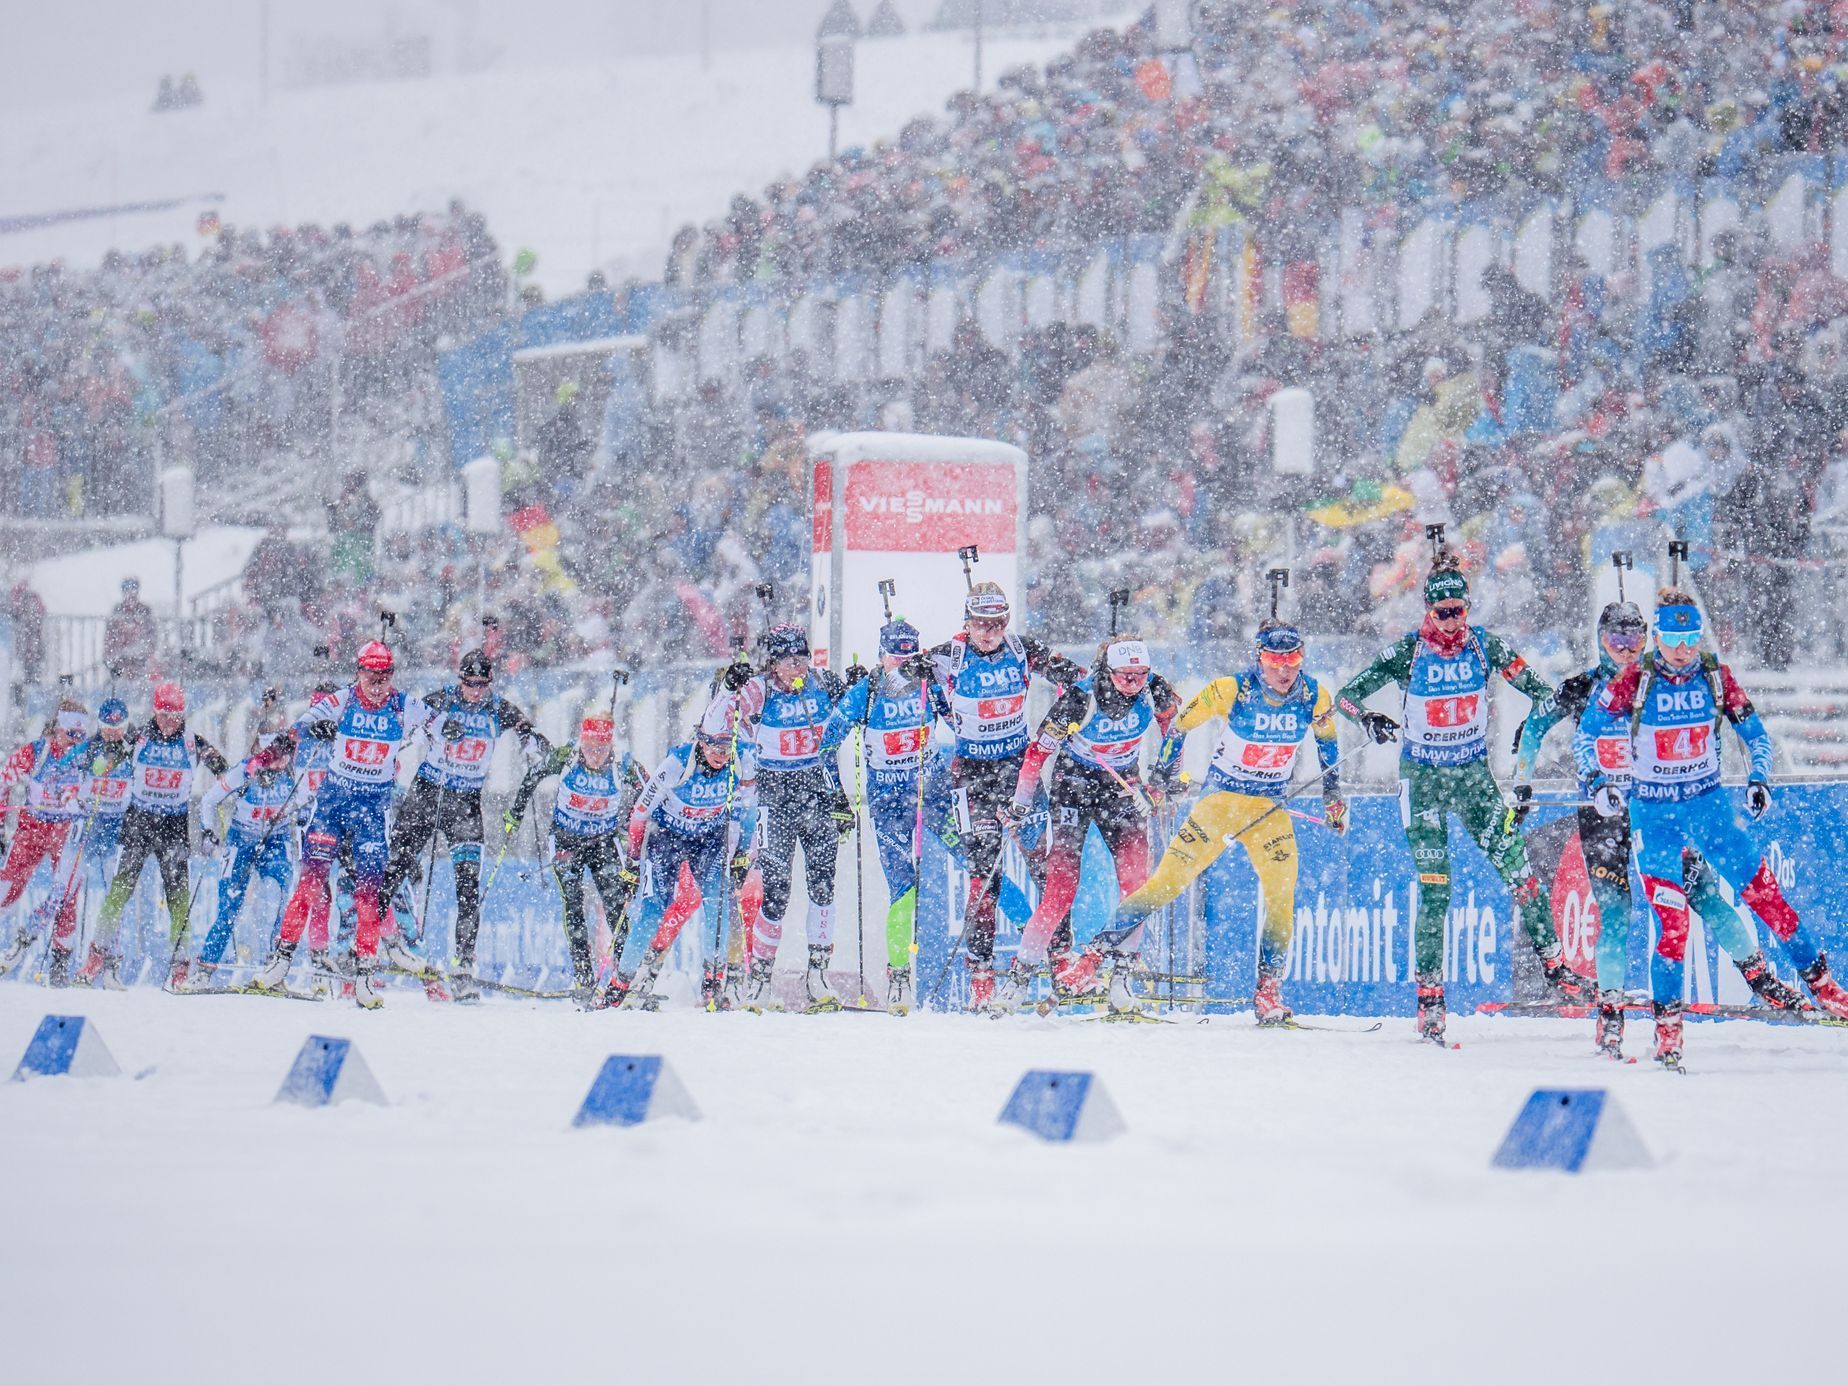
[1269,1018,1385,1034]
[475,977,581,1001]
[177,983,327,1003]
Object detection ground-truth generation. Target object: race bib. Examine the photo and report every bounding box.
[1653,725,1710,762]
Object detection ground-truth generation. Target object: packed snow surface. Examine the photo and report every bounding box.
[3,984,1843,1383]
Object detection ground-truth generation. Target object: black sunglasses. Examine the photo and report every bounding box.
[1432,604,1468,620]
[461,677,491,688]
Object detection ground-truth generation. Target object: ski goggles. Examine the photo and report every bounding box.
[1602,628,1646,652]
[1655,603,1703,646]
[1258,647,1304,671]
[55,710,89,736]
[1430,603,1469,622]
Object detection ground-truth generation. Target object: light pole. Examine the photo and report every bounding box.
[816,34,854,161]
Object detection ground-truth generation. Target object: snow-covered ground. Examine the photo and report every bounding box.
[4,983,1844,1383]
[1,28,1083,295]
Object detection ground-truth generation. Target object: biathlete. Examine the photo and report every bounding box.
[1336,555,1580,1044]
[1578,589,1848,1069]
[506,713,647,1000]
[996,635,1182,1012]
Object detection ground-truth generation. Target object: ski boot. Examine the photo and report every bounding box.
[584,971,632,1011]
[700,962,729,1011]
[632,948,667,1011]
[1798,955,1848,1019]
[448,964,481,1003]
[1595,990,1625,1060]
[885,965,913,1016]
[1415,980,1447,1045]
[804,945,838,1010]
[1052,946,1106,1000]
[186,960,221,993]
[741,956,777,1011]
[353,959,384,1010]
[163,955,192,993]
[0,929,34,978]
[77,944,124,991]
[724,961,744,1010]
[46,945,72,989]
[1737,951,1808,1011]
[1104,955,1141,1014]
[251,941,297,993]
[966,956,996,1012]
[1652,1000,1685,1072]
[382,932,426,977]
[991,959,1033,1014]
[1253,970,1292,1027]
[1538,948,1587,1002]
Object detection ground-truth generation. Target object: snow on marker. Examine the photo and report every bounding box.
[11,1014,120,1081]
[1491,1089,1652,1173]
[998,1070,1124,1143]
[573,1055,701,1128]
[274,1036,386,1108]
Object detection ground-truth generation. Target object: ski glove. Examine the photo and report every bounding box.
[1359,711,1400,744]
[305,719,337,741]
[1000,797,1032,826]
[1592,781,1624,818]
[442,719,464,741]
[829,787,854,838]
[1323,796,1349,836]
[898,652,933,683]
[502,809,521,837]
[1509,782,1533,830]
[200,826,221,855]
[1746,779,1772,821]
[730,851,752,885]
[844,663,870,689]
[720,658,753,693]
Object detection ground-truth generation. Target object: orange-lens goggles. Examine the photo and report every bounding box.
[1258,648,1304,668]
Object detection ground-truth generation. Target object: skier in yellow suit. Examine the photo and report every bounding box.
[1087,618,1346,1024]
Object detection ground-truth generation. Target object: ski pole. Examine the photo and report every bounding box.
[1061,721,1152,814]
[926,820,1013,1006]
[850,650,868,1004]
[1215,741,1370,847]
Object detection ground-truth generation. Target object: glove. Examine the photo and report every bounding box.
[898,652,933,682]
[1509,782,1533,830]
[502,809,521,837]
[1323,796,1349,836]
[1359,712,1400,745]
[1592,781,1624,818]
[720,658,753,693]
[1000,796,1032,827]
[1746,779,1772,821]
[200,826,221,855]
[730,851,752,885]
[844,663,870,689]
[442,718,464,741]
[829,787,854,838]
[617,861,639,889]
[306,720,337,741]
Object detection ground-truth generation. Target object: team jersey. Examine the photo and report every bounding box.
[1058,674,1178,773]
[736,669,845,775]
[126,725,226,816]
[296,684,435,793]
[636,742,759,840]
[924,632,1083,762]
[822,672,934,787]
[1178,672,1338,798]
[0,737,90,822]
[201,758,299,842]
[414,687,542,792]
[512,742,646,840]
[79,735,134,820]
[1579,654,1772,804]
[1337,626,1554,768]
[1517,659,1627,791]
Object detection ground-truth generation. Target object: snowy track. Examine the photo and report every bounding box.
[4,986,1845,1383]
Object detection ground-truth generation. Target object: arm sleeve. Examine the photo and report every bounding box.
[498,695,547,754]
[510,746,573,820]
[820,678,871,752]
[200,763,246,820]
[1023,636,1084,691]
[1312,684,1341,792]
[0,743,36,795]
[193,734,230,778]
[1515,674,1588,780]
[1335,637,1413,721]
[1718,665,1775,780]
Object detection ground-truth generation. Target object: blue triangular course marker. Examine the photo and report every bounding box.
[1492,1089,1652,1172]
[573,1055,701,1128]
[998,1069,1124,1143]
[11,1015,120,1081]
[274,1035,386,1107]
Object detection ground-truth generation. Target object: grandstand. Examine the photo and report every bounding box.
[5,0,1848,770]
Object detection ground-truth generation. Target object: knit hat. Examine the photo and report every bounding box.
[1423,564,1470,608]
